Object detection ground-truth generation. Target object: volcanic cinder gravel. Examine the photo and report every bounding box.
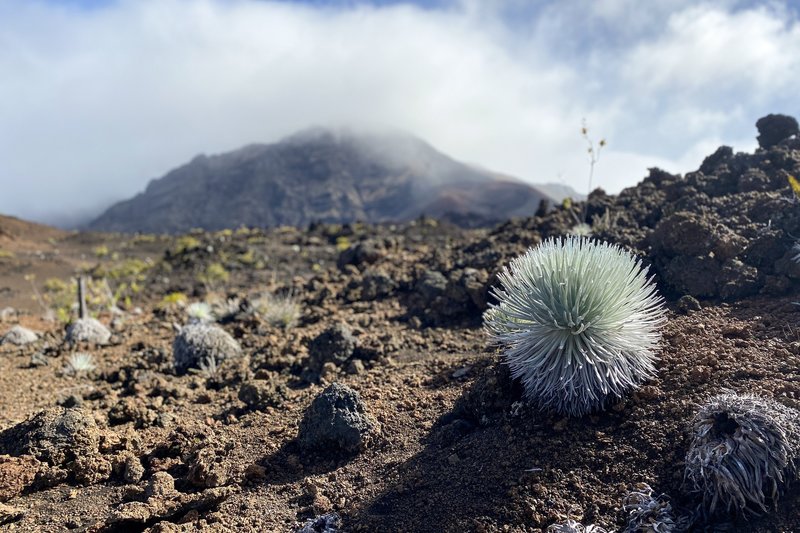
[0,117,799,532]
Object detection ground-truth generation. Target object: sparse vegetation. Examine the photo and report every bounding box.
[131,233,158,244]
[93,245,110,258]
[335,236,351,251]
[43,277,69,293]
[591,208,620,234]
[93,258,152,281]
[255,292,301,330]
[579,119,606,223]
[160,292,188,309]
[567,222,592,236]
[197,262,229,291]
[236,249,257,266]
[63,353,96,376]
[173,235,201,254]
[186,302,214,323]
[197,354,221,377]
[38,276,125,322]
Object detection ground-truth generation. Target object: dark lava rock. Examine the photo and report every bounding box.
[409,267,489,325]
[360,269,398,300]
[296,512,341,533]
[650,211,751,299]
[719,259,759,299]
[449,268,489,310]
[451,363,523,426]
[699,145,733,175]
[0,407,99,466]
[651,212,717,258]
[756,113,799,149]
[663,255,721,298]
[337,241,383,270]
[676,295,701,314]
[738,169,773,192]
[108,397,157,428]
[744,229,788,268]
[415,270,447,301]
[297,383,375,453]
[306,324,356,374]
[0,407,111,485]
[238,377,288,410]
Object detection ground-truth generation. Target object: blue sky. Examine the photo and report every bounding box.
[1,0,799,225]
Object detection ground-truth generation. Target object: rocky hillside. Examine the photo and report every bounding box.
[0,214,65,247]
[88,128,559,233]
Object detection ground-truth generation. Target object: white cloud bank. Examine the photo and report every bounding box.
[0,0,798,225]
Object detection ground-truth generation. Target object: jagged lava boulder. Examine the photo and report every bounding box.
[297,383,375,453]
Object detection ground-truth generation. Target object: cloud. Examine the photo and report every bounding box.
[0,0,797,225]
[623,4,800,98]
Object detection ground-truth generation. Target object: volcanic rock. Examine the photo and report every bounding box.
[297,383,375,453]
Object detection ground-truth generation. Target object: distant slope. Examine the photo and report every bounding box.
[89,128,555,233]
[536,182,585,202]
[0,214,66,247]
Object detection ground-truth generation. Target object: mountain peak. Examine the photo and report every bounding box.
[89,129,561,233]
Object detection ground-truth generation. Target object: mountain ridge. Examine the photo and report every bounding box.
[88,128,571,233]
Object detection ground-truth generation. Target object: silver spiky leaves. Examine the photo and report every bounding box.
[484,236,666,416]
[622,483,691,532]
[173,323,242,374]
[684,392,800,517]
[546,520,608,533]
[65,318,111,345]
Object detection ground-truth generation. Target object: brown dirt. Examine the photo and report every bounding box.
[0,214,798,533]
[0,214,168,311]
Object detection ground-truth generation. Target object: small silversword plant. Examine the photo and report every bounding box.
[198,354,221,377]
[484,236,666,416]
[64,353,96,376]
[255,292,301,330]
[173,323,241,374]
[622,483,691,532]
[186,302,214,323]
[547,520,607,533]
[684,392,800,517]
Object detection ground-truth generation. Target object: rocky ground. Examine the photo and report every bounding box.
[0,115,800,532]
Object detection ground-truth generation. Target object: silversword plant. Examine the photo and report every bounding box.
[484,236,666,416]
[622,483,690,532]
[255,292,301,330]
[186,302,214,323]
[547,519,608,533]
[684,392,800,516]
[173,323,241,374]
[64,353,96,376]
